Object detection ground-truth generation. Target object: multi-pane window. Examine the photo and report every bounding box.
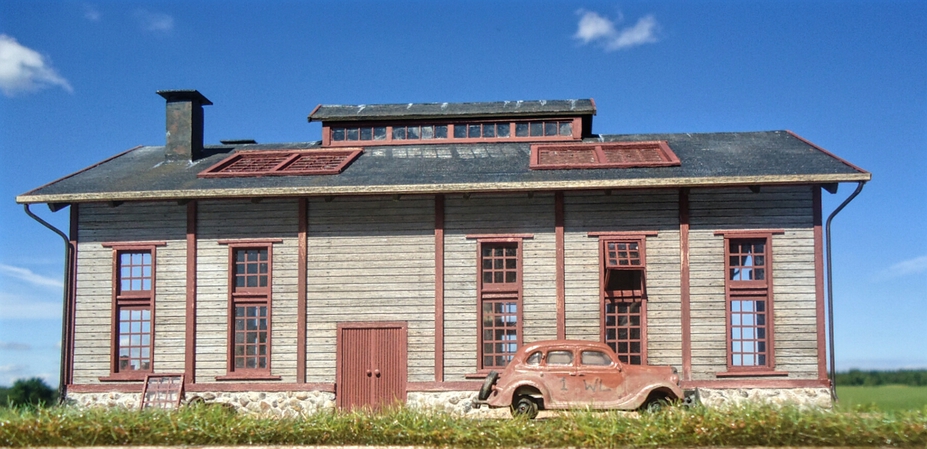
[117,307,152,372]
[600,238,647,365]
[229,246,273,374]
[724,236,774,371]
[327,118,577,146]
[478,241,522,370]
[104,243,162,379]
[729,239,766,282]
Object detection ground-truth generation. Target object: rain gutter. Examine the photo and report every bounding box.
[23,204,74,403]
[825,181,866,401]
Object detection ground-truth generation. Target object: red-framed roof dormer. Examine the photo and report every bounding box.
[198,148,362,178]
[529,141,681,170]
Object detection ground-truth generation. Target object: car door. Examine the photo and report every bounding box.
[574,349,628,407]
[540,349,576,407]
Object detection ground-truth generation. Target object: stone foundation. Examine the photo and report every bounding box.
[67,390,336,417]
[68,387,832,415]
[67,391,142,409]
[185,391,336,417]
[406,391,510,417]
[695,387,832,409]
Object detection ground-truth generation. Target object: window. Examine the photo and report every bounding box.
[101,241,165,380]
[526,351,542,366]
[221,242,280,379]
[547,350,574,366]
[117,251,153,373]
[324,117,580,146]
[721,234,777,372]
[529,141,681,170]
[581,350,613,366]
[478,240,523,370]
[600,237,648,365]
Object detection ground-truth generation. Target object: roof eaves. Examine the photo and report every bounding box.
[15,172,873,205]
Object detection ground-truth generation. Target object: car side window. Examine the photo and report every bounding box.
[581,350,613,366]
[526,351,542,366]
[546,350,574,366]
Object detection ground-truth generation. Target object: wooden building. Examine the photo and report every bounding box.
[17,90,869,412]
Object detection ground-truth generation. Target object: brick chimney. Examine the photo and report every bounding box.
[157,90,212,161]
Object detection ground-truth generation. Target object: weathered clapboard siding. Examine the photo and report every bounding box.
[73,202,187,383]
[562,190,682,370]
[443,193,557,381]
[688,186,818,380]
[305,195,435,383]
[195,199,299,383]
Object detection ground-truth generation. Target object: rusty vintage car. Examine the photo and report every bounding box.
[473,340,684,418]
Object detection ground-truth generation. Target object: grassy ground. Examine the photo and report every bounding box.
[1,404,925,447]
[836,385,927,412]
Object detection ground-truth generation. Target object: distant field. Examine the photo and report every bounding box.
[836,385,927,411]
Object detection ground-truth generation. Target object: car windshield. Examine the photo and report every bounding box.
[581,350,613,366]
[546,350,573,366]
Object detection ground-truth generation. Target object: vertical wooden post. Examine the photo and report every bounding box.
[66,204,79,388]
[184,201,197,386]
[812,186,828,382]
[434,194,445,382]
[679,188,692,381]
[555,191,565,340]
[297,198,308,383]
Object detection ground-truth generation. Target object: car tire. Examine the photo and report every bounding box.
[478,371,499,401]
[511,395,539,419]
[643,397,670,413]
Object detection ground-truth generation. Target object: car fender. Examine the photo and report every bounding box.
[487,379,549,408]
[625,381,684,408]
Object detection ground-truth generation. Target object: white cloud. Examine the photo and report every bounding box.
[574,10,660,52]
[0,35,73,97]
[0,263,63,289]
[135,9,174,33]
[0,342,32,351]
[84,4,101,22]
[875,255,927,280]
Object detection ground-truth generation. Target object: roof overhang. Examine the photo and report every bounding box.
[15,172,871,205]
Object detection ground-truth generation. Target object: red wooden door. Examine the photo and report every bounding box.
[337,322,407,410]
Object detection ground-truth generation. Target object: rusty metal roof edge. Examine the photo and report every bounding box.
[14,172,872,204]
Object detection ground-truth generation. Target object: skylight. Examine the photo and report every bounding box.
[529,141,680,170]
[199,149,362,177]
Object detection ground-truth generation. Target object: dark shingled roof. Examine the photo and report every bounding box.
[16,130,869,204]
[309,99,596,122]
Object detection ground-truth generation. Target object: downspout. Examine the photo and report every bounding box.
[825,181,866,401]
[23,204,74,403]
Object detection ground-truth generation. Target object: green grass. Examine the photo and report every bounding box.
[1,404,926,447]
[837,385,927,412]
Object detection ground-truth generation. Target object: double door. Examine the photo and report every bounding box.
[336,322,407,410]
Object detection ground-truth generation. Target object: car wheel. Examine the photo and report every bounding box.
[478,371,499,401]
[511,395,539,419]
[643,397,670,413]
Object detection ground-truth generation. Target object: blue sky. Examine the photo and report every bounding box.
[0,1,924,388]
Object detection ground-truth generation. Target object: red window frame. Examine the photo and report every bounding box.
[218,240,282,380]
[322,117,583,147]
[198,149,363,178]
[101,241,166,381]
[717,231,782,375]
[596,234,651,365]
[474,237,527,372]
[529,141,681,170]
